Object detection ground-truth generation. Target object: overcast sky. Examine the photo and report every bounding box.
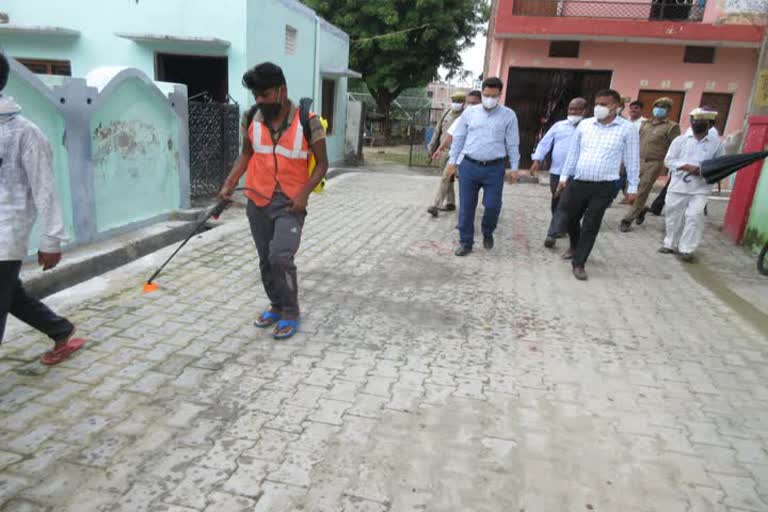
[462,33,487,78]
[441,32,487,86]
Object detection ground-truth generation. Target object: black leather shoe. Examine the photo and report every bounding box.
[636,207,648,225]
[427,207,439,218]
[483,236,494,250]
[619,220,631,233]
[443,204,456,212]
[544,237,556,249]
[455,245,472,257]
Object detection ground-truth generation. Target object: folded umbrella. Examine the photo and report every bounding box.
[701,151,768,184]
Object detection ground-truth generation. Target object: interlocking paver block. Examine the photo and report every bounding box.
[2,172,767,510]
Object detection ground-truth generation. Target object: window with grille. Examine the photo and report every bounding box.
[16,58,72,76]
[285,26,297,55]
[684,46,716,64]
[549,41,580,58]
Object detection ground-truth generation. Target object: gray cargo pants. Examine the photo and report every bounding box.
[246,192,306,318]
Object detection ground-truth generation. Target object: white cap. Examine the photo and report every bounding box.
[689,107,718,120]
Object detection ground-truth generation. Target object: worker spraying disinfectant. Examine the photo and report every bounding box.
[144,63,328,342]
[217,62,328,340]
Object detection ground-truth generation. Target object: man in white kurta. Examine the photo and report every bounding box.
[659,108,725,262]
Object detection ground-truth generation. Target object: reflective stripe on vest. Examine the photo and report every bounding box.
[244,109,312,207]
[251,117,309,160]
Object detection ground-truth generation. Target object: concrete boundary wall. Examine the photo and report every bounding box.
[5,57,190,254]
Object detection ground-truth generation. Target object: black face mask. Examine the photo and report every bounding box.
[259,102,282,121]
[691,121,709,135]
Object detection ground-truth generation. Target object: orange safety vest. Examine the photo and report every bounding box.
[245,109,313,207]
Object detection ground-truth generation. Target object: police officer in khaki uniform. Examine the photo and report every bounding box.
[427,91,467,217]
[620,97,681,231]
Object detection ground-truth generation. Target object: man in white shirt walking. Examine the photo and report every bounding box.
[627,100,647,128]
[530,97,587,248]
[658,108,724,262]
[0,53,86,365]
[648,107,720,218]
[558,89,640,280]
[448,77,520,257]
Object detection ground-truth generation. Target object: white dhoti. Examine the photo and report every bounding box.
[663,192,708,254]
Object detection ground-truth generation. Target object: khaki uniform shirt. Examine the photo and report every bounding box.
[639,118,681,178]
[640,119,681,162]
[428,109,462,154]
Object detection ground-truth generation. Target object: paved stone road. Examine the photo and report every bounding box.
[1,171,768,512]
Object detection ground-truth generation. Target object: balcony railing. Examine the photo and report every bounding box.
[512,0,707,22]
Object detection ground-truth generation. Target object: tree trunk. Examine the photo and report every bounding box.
[372,88,394,145]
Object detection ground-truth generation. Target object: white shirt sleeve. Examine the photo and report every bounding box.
[623,124,641,194]
[560,125,582,183]
[448,111,469,165]
[532,123,556,162]
[664,136,685,172]
[505,111,520,170]
[21,129,67,253]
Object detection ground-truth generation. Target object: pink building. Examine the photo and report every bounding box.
[427,82,471,111]
[485,0,766,166]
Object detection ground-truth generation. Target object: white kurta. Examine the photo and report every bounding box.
[662,132,725,253]
[0,96,67,261]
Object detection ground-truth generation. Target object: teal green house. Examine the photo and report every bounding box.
[0,0,358,164]
[746,162,768,251]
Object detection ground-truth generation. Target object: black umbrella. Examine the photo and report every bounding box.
[701,151,768,184]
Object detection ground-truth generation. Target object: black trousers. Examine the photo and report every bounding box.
[561,180,615,267]
[0,261,74,344]
[547,174,566,237]
[549,173,560,214]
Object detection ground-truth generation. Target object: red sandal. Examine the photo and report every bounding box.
[40,337,86,366]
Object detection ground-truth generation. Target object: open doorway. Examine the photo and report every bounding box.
[701,92,733,136]
[156,53,229,103]
[505,67,612,168]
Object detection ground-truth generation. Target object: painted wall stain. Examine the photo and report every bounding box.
[93,120,163,162]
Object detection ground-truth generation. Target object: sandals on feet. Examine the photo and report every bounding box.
[41,337,86,366]
[255,309,281,328]
[273,319,300,340]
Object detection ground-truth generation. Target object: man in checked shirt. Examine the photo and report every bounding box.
[557,89,639,281]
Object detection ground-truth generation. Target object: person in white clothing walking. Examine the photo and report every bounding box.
[658,108,725,262]
[0,53,87,364]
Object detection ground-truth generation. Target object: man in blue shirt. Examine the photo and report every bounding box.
[448,77,520,257]
[530,97,587,248]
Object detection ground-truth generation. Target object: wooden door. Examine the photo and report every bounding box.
[505,67,612,168]
[637,90,686,122]
[700,93,733,136]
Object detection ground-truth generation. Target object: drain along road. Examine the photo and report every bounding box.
[1,170,767,512]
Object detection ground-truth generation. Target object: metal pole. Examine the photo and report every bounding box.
[408,122,415,167]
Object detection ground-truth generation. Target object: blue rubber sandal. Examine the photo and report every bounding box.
[255,310,281,328]
[273,319,299,340]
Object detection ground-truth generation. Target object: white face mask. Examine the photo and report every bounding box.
[482,96,499,110]
[450,102,464,112]
[567,115,584,125]
[593,105,611,120]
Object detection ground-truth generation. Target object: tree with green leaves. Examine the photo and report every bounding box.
[304,0,488,138]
